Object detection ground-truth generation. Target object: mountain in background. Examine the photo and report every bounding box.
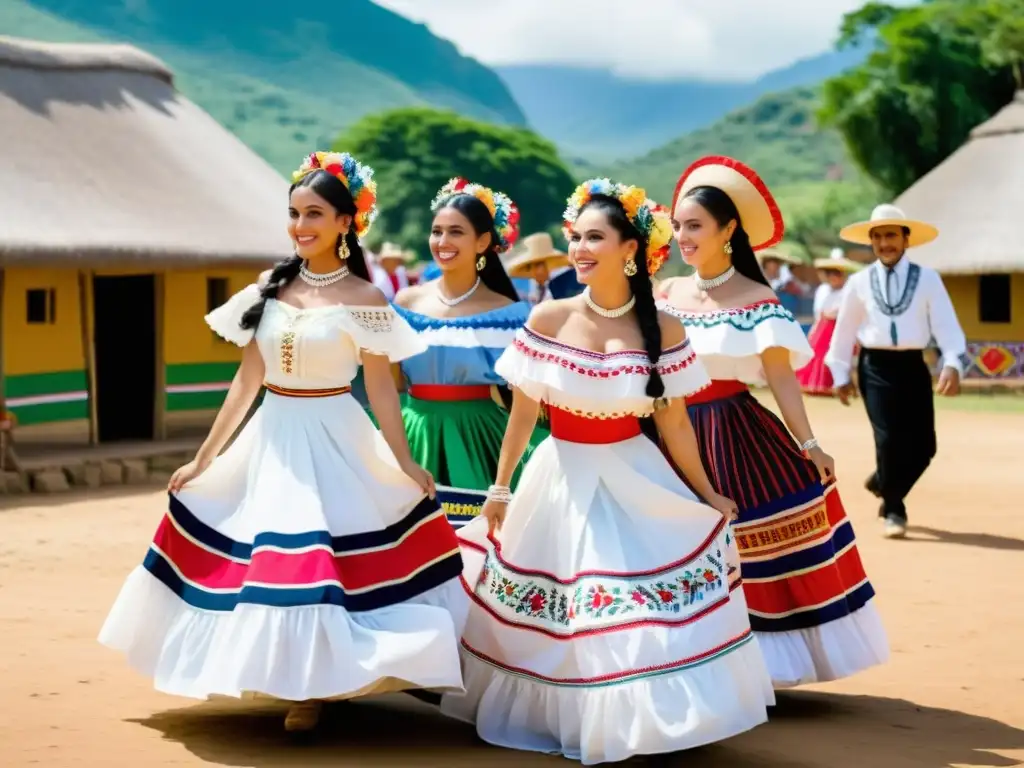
[3,0,526,173]
[498,45,868,161]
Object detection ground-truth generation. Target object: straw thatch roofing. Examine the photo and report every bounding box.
[895,91,1024,275]
[0,36,291,267]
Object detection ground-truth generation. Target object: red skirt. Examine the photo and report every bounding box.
[797,316,836,395]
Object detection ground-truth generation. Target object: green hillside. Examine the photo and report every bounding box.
[600,87,863,205]
[2,0,526,175]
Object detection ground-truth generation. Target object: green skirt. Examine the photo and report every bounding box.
[401,395,548,528]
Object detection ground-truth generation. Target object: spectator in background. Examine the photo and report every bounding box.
[503,232,569,305]
[756,249,809,296]
[371,241,412,300]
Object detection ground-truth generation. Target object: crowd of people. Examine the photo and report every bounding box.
[97,149,967,764]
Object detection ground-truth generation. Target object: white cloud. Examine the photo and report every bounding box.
[372,0,895,80]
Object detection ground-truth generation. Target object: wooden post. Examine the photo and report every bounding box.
[0,268,21,471]
[79,270,99,444]
[153,271,167,441]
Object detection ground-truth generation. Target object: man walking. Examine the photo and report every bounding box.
[825,204,967,539]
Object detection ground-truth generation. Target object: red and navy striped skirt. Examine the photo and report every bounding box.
[680,380,875,634]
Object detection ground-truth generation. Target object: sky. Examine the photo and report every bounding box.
[372,0,916,81]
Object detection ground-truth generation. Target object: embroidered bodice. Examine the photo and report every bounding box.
[659,299,813,385]
[395,302,530,387]
[495,328,711,418]
[206,283,424,389]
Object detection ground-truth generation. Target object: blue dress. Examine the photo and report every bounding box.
[394,302,548,527]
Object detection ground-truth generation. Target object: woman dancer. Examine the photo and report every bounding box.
[796,248,861,395]
[442,179,774,765]
[393,178,547,527]
[658,156,888,687]
[99,152,466,732]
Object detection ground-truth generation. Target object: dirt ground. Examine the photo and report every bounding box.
[1,397,1022,768]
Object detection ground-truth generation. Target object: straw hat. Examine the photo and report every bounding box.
[756,248,801,267]
[504,232,569,278]
[673,156,784,251]
[813,247,862,272]
[839,204,938,248]
[378,241,414,263]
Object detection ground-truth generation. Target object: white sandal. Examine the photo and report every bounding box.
[284,700,323,732]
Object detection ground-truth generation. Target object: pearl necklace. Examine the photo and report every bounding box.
[694,266,735,292]
[299,262,349,287]
[438,277,481,307]
[583,287,635,318]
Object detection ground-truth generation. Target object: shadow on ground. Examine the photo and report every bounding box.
[132,690,1024,767]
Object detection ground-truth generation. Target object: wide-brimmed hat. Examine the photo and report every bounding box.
[813,247,862,272]
[839,204,938,248]
[378,241,414,262]
[756,248,802,267]
[504,232,569,278]
[673,156,784,251]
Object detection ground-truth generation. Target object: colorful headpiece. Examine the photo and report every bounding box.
[563,179,672,275]
[292,151,378,238]
[430,178,521,253]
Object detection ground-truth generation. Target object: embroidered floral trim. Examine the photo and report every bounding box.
[474,545,728,634]
[664,299,796,331]
[348,308,394,332]
[512,337,697,378]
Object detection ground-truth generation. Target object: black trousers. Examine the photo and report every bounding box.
[857,348,937,522]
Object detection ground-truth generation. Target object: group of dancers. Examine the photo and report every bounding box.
[97,148,965,764]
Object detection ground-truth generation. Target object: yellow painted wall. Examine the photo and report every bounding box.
[944,273,1024,342]
[2,267,85,375]
[164,269,262,364]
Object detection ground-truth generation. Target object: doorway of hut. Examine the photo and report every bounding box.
[92,274,157,442]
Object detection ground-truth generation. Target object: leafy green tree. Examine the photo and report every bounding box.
[785,179,883,260]
[334,107,576,255]
[819,0,1019,195]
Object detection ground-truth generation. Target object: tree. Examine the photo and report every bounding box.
[784,179,883,260]
[333,108,576,255]
[818,0,1019,195]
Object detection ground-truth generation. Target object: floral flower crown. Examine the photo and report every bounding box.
[430,177,521,253]
[292,151,378,238]
[563,178,673,275]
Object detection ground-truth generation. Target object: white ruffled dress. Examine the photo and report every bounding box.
[660,298,890,687]
[98,285,467,702]
[441,328,774,765]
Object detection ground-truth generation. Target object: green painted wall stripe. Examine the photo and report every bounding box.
[166,362,239,386]
[167,390,227,411]
[5,370,88,398]
[8,399,89,426]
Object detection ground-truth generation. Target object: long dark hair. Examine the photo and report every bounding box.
[579,195,665,400]
[436,194,520,303]
[682,186,770,288]
[240,170,371,330]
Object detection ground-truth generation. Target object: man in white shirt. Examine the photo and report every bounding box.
[825,205,966,539]
[371,242,411,300]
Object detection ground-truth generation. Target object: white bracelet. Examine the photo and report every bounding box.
[799,437,819,453]
[486,484,512,503]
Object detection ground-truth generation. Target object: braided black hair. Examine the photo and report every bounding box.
[579,195,664,399]
[240,170,371,330]
[681,186,769,288]
[436,194,520,303]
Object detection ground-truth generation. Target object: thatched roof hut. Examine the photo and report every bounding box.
[0,35,291,267]
[0,36,293,454]
[896,91,1024,275]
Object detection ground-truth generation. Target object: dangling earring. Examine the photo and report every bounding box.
[723,242,733,256]
[338,237,350,261]
[476,254,487,272]
[623,259,638,277]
